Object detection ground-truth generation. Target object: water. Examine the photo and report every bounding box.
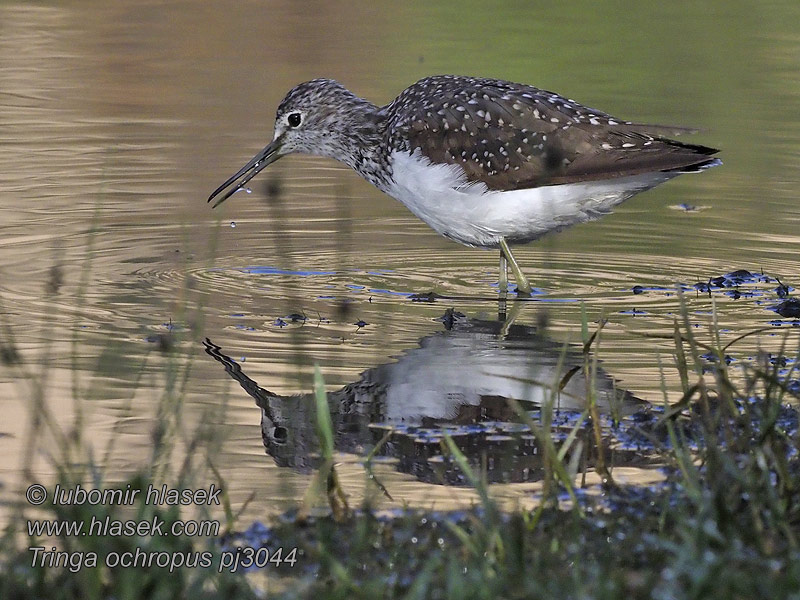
[1,1,800,521]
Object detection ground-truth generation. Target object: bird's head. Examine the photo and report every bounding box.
[208,79,376,207]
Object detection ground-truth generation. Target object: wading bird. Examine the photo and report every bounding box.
[208,76,720,295]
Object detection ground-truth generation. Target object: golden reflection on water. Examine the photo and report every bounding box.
[1,1,800,527]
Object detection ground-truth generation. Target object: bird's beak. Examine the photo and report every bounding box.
[207,137,283,208]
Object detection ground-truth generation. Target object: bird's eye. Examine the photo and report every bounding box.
[287,113,302,127]
[272,426,288,444]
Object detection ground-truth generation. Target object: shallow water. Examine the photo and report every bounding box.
[1,1,800,521]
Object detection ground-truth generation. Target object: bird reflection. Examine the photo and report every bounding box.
[204,311,647,484]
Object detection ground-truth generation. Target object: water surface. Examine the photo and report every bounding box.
[1,1,799,521]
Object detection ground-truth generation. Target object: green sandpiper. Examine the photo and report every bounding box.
[208,75,720,296]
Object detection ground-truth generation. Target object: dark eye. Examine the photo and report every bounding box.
[287,113,301,127]
[272,426,288,444]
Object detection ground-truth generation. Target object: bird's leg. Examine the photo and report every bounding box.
[499,251,508,296]
[498,251,509,319]
[499,238,532,296]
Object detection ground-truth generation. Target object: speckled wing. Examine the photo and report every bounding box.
[386,76,719,192]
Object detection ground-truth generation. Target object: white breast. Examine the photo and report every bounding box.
[384,150,676,248]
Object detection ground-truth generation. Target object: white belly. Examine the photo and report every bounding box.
[384,150,676,248]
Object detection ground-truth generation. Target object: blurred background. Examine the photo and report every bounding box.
[1,0,799,521]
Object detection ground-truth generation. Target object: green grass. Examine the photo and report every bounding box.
[0,244,258,599]
[247,296,800,599]
[2,287,799,599]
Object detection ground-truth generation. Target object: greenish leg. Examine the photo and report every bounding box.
[498,252,508,320]
[499,237,532,296]
[499,252,508,296]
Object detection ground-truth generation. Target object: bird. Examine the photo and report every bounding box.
[208,75,720,296]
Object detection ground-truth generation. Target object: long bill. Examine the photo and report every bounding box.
[207,138,282,208]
